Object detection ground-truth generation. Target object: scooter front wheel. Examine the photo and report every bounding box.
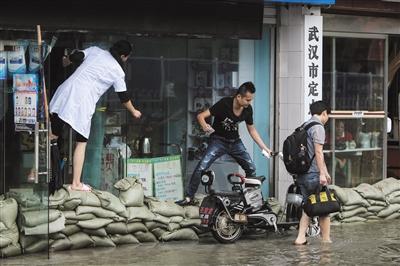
[212,208,243,244]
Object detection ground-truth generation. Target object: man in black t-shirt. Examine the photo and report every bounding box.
[176,82,272,205]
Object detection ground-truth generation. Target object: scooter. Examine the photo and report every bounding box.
[199,169,301,243]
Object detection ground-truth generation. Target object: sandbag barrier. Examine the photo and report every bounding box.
[329,177,400,225]
[0,177,206,258]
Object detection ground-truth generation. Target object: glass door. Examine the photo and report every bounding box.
[323,34,387,187]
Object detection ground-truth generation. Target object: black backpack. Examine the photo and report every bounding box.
[282,121,320,175]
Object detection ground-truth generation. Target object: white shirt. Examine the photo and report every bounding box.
[49,46,127,139]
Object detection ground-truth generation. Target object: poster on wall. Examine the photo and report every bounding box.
[127,158,154,197]
[100,148,120,195]
[153,155,183,201]
[304,15,323,120]
[13,74,38,132]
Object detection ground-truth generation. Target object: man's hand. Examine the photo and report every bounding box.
[261,148,272,158]
[320,173,328,186]
[325,172,332,184]
[131,109,142,119]
[202,124,214,134]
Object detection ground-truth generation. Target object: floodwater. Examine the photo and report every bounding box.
[2,219,400,266]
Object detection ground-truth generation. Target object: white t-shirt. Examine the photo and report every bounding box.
[49,46,127,139]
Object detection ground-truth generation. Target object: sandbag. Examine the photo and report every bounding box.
[65,219,78,225]
[77,218,113,230]
[180,219,201,228]
[48,188,69,207]
[184,206,200,219]
[384,212,400,220]
[49,232,67,240]
[366,199,387,207]
[0,243,21,258]
[377,204,400,218]
[127,206,155,222]
[338,207,368,220]
[340,216,367,223]
[367,205,386,213]
[0,222,7,232]
[359,212,376,218]
[63,211,96,221]
[0,198,18,229]
[167,223,181,232]
[151,228,167,239]
[341,205,361,212]
[110,234,139,245]
[23,214,65,235]
[160,228,199,241]
[114,177,144,207]
[134,231,158,243]
[50,238,72,251]
[153,214,171,225]
[63,199,82,210]
[267,197,282,215]
[91,236,116,247]
[127,222,147,233]
[82,228,108,237]
[147,200,185,217]
[61,225,81,236]
[64,187,101,207]
[92,190,127,216]
[337,188,370,207]
[145,221,168,231]
[170,216,185,223]
[373,177,400,196]
[105,222,129,235]
[76,205,121,219]
[19,234,42,250]
[354,183,386,201]
[0,223,18,247]
[386,191,400,204]
[24,239,48,254]
[6,191,41,208]
[68,232,94,249]
[328,185,348,204]
[21,209,62,227]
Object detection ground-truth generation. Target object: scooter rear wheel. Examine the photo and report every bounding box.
[212,208,243,244]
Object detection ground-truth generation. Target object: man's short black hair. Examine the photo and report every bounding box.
[236,82,256,96]
[310,100,331,115]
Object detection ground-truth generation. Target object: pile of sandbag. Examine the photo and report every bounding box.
[0,196,21,258]
[330,177,400,224]
[46,177,200,252]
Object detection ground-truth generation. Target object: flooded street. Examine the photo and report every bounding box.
[2,219,400,266]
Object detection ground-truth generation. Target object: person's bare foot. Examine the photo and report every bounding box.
[321,239,332,244]
[68,183,92,192]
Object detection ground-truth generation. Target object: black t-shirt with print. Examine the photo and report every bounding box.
[209,97,253,140]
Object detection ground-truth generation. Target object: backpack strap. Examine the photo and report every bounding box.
[303,121,321,131]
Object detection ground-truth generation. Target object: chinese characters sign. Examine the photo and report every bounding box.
[304,15,323,120]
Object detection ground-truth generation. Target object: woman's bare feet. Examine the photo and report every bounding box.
[68,183,92,192]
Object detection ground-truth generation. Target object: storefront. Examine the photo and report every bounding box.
[321,1,400,186]
[1,1,278,256]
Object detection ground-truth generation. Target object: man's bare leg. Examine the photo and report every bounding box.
[319,216,332,243]
[294,211,310,244]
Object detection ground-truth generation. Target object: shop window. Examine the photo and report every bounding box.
[323,36,386,187]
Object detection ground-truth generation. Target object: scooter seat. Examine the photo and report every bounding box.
[212,191,242,198]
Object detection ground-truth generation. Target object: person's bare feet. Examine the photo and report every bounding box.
[321,239,332,244]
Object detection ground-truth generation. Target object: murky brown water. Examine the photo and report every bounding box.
[2,219,400,265]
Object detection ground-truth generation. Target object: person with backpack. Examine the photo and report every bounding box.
[49,40,142,192]
[176,82,272,206]
[291,101,332,245]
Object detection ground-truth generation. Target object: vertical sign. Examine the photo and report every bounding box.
[126,158,154,197]
[13,74,38,132]
[153,155,183,201]
[304,15,323,120]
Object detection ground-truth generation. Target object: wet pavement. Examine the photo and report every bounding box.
[2,219,400,266]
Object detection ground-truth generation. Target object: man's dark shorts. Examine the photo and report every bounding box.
[296,172,320,202]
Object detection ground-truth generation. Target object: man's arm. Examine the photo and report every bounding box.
[197,109,213,132]
[314,143,330,185]
[122,100,141,119]
[246,124,272,154]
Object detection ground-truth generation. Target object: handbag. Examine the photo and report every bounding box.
[303,186,340,217]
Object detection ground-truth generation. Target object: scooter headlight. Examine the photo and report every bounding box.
[200,170,214,186]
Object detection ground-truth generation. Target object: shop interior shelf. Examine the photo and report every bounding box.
[323,147,383,153]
